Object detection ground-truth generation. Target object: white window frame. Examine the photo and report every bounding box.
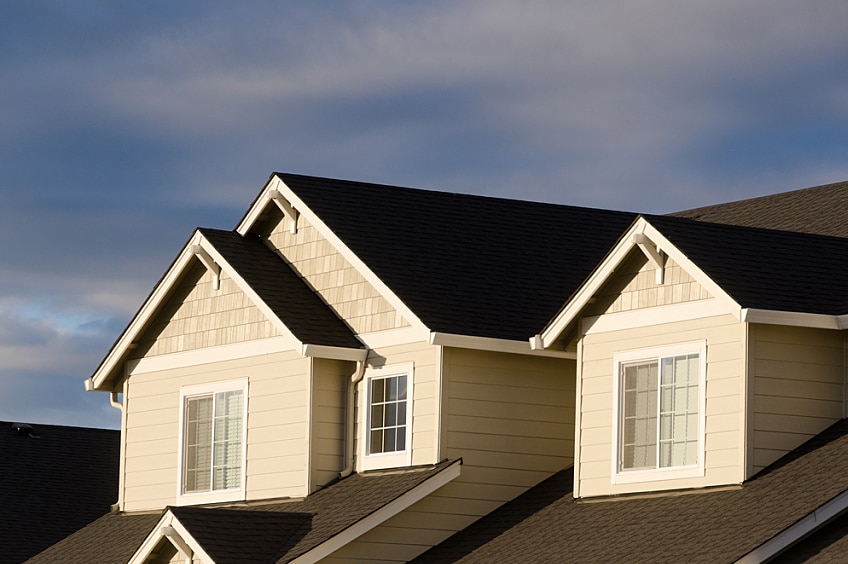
[359,362,414,471]
[611,341,706,485]
[176,379,248,505]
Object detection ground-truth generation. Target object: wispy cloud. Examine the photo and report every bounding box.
[0,0,847,426]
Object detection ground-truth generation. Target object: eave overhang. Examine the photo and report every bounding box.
[235,174,431,336]
[532,216,848,352]
[86,229,366,393]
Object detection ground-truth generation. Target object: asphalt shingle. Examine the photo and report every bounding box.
[0,421,119,563]
[278,173,638,341]
[415,420,848,563]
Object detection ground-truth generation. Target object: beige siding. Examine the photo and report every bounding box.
[330,348,574,562]
[311,358,352,491]
[263,212,409,334]
[355,341,441,469]
[132,265,280,359]
[578,314,745,497]
[587,252,711,317]
[122,350,311,512]
[750,324,845,474]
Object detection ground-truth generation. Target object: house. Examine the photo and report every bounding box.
[0,420,119,563]
[28,175,848,562]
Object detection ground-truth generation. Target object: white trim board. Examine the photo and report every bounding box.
[430,332,576,359]
[736,487,848,563]
[127,336,293,375]
[236,174,431,336]
[290,459,462,563]
[581,299,735,336]
[128,511,215,564]
[535,217,743,350]
[87,229,364,391]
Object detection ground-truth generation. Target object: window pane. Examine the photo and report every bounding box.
[184,396,212,493]
[398,375,407,400]
[370,430,383,454]
[659,354,699,468]
[621,361,658,470]
[212,390,243,491]
[371,379,385,403]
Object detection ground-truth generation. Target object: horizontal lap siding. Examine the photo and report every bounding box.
[578,315,744,497]
[751,324,845,474]
[354,342,440,469]
[330,348,574,563]
[311,358,350,491]
[122,351,310,511]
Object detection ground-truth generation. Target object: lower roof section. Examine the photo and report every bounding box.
[29,459,460,564]
[415,420,848,563]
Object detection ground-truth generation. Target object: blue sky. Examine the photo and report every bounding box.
[2,1,847,429]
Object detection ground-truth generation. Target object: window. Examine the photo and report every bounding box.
[360,363,413,471]
[177,380,247,504]
[612,342,705,484]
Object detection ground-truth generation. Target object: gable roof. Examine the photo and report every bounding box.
[198,229,362,350]
[0,421,119,564]
[31,460,460,564]
[645,215,848,316]
[415,420,848,563]
[266,173,638,342]
[89,228,364,391]
[537,213,848,348]
[671,179,848,238]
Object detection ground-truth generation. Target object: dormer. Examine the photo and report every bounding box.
[534,215,848,498]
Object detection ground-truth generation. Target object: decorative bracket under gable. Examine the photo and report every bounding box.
[632,233,666,284]
[268,189,299,233]
[191,245,221,290]
[161,526,193,561]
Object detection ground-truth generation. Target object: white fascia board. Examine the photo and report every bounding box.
[537,217,743,349]
[290,460,462,563]
[736,488,848,563]
[302,343,368,362]
[430,332,576,359]
[90,227,340,391]
[357,326,432,349]
[235,174,281,234]
[581,299,734,335]
[741,308,845,330]
[127,336,294,376]
[537,220,644,349]
[197,232,308,350]
[238,174,430,336]
[88,232,204,391]
[128,511,214,564]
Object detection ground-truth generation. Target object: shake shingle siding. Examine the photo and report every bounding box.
[645,215,848,316]
[280,173,637,341]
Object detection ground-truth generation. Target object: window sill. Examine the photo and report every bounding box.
[176,488,245,506]
[612,464,704,485]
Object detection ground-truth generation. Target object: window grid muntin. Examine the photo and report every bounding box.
[183,389,244,494]
[368,374,408,455]
[620,353,700,472]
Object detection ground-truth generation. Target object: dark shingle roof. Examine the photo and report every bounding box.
[416,420,848,563]
[200,228,363,350]
[671,180,848,238]
[29,460,458,564]
[645,215,848,315]
[25,512,160,564]
[0,421,119,564]
[279,173,637,341]
[773,511,848,563]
